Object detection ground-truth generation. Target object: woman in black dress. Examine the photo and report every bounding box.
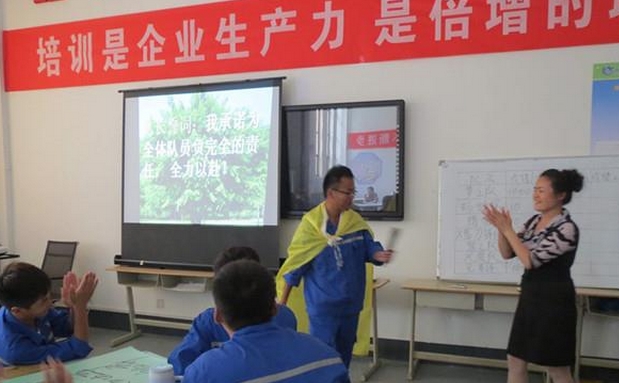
[483,169,583,383]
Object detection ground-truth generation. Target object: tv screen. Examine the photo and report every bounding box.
[281,100,405,221]
[121,78,283,270]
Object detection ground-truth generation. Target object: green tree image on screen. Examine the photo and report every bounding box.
[138,94,269,225]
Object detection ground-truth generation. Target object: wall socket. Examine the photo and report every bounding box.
[156,299,165,309]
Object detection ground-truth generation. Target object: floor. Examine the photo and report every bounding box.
[89,327,549,383]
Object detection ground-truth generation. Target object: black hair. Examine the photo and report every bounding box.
[540,168,584,205]
[213,246,261,274]
[0,262,51,309]
[213,260,275,331]
[322,165,354,197]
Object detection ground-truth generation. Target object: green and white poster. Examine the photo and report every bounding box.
[591,63,619,155]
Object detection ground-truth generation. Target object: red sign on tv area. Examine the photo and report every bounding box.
[348,130,398,150]
[4,0,619,91]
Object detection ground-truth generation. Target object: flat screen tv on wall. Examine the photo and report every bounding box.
[281,100,405,221]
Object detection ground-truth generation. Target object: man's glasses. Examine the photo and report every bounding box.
[332,188,357,197]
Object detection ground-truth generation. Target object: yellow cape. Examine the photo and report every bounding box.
[276,202,375,355]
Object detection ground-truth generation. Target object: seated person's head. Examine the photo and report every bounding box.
[0,262,53,319]
[213,246,260,274]
[213,260,275,331]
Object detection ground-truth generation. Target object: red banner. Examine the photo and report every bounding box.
[349,129,398,149]
[4,0,619,91]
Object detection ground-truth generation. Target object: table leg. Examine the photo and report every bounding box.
[407,290,418,380]
[574,295,585,381]
[362,287,382,381]
[110,285,142,347]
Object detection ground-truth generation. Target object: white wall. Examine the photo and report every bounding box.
[2,0,619,358]
[0,9,13,250]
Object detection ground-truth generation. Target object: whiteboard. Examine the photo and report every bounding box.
[437,155,619,288]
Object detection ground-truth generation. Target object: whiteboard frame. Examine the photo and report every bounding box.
[437,155,619,289]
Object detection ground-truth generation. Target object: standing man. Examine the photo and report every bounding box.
[278,165,393,368]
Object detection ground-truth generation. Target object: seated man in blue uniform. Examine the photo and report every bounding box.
[183,260,350,383]
[0,262,98,365]
[168,247,297,375]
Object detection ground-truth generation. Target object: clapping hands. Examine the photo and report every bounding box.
[482,204,513,234]
[41,358,73,383]
[61,271,98,310]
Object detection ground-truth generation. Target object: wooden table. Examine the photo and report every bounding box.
[575,287,619,377]
[361,277,390,381]
[3,364,40,379]
[4,347,167,382]
[0,253,20,271]
[401,279,548,381]
[402,278,619,381]
[107,265,214,347]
